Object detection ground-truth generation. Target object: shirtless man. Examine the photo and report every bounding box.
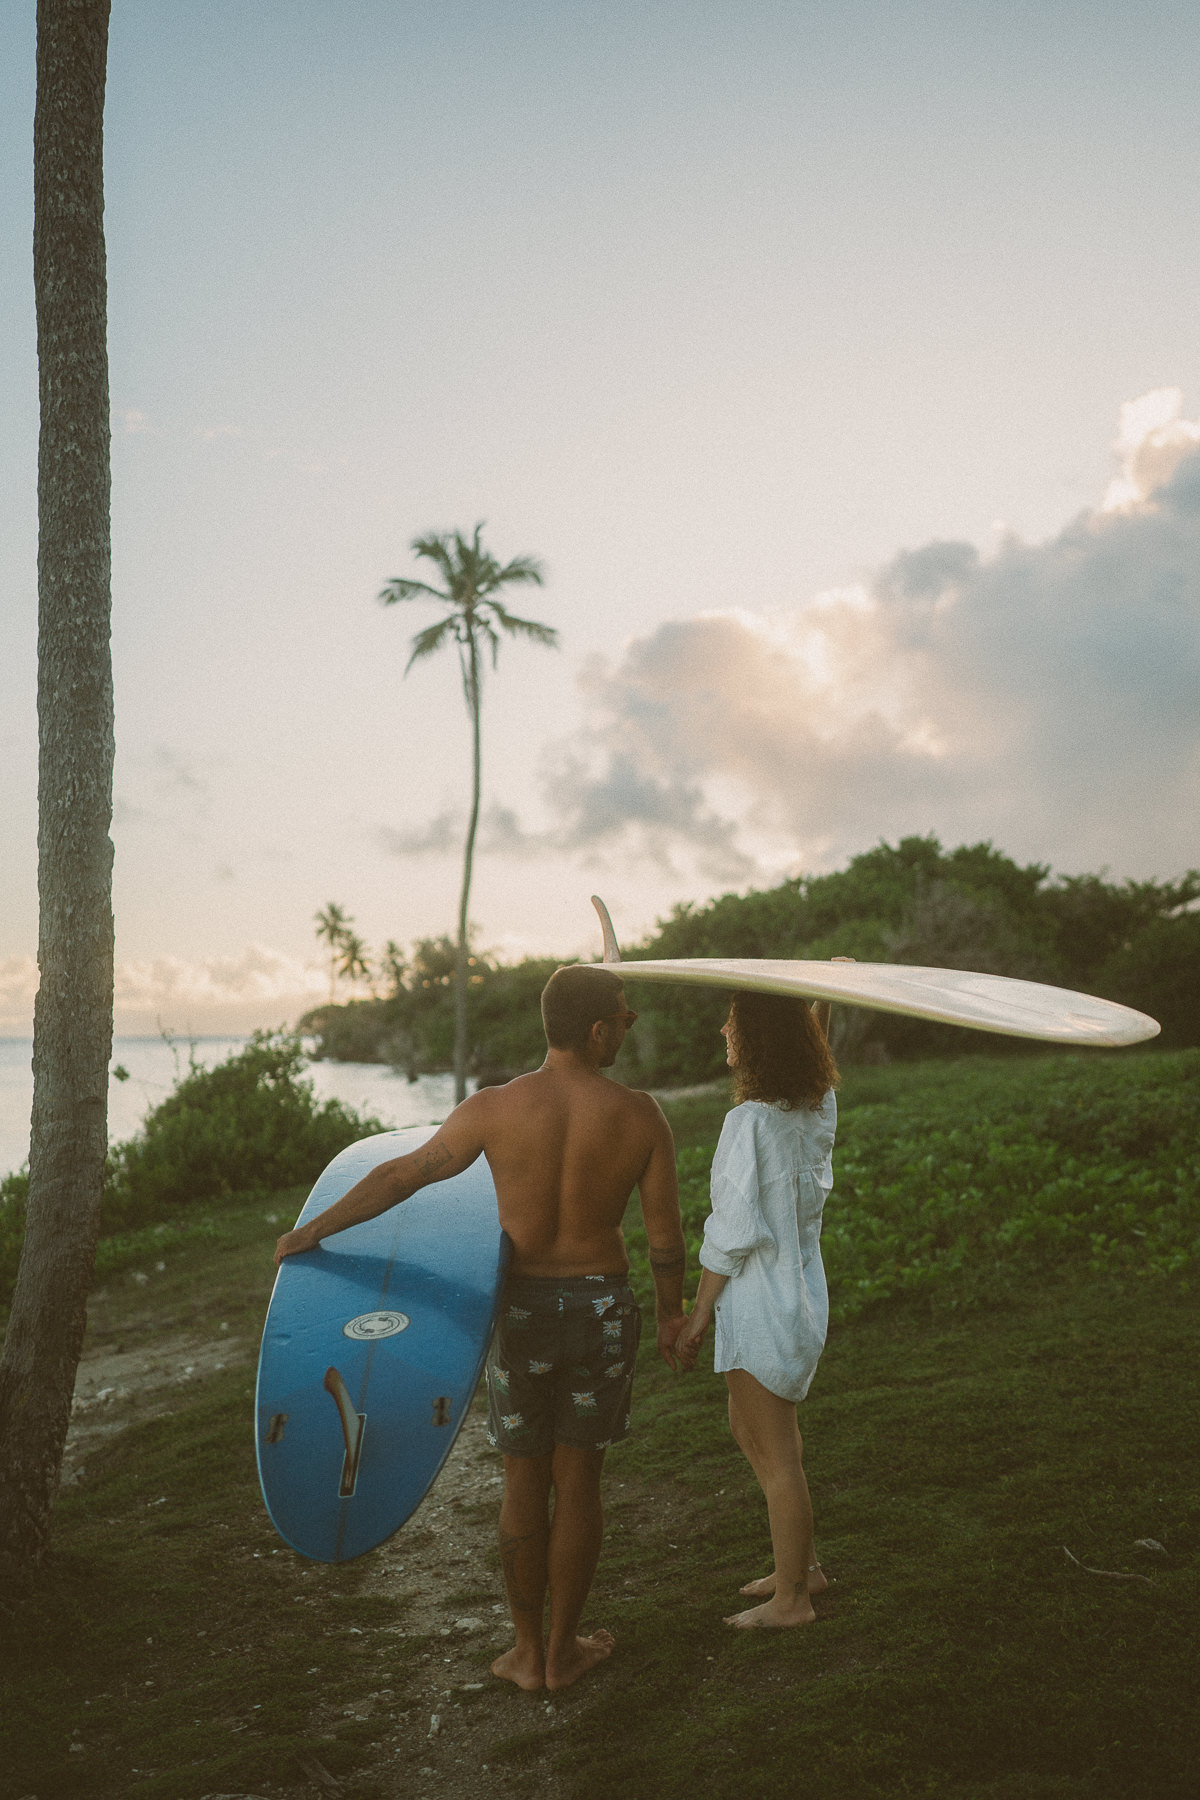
[274,963,686,1692]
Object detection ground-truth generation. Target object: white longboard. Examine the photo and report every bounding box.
[589,898,1159,1048]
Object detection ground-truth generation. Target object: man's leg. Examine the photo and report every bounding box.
[544,1444,615,1690]
[491,1451,553,1690]
[723,1370,817,1628]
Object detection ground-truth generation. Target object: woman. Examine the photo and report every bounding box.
[675,986,840,1629]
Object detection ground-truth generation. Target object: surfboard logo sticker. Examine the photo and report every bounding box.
[343,1310,411,1341]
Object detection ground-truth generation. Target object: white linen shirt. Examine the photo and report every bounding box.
[699,1093,836,1403]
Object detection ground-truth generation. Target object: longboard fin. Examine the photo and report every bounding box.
[591,895,622,964]
[323,1366,366,1499]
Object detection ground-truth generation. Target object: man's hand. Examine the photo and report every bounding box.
[656,1313,687,1372]
[274,1222,320,1267]
[674,1305,712,1372]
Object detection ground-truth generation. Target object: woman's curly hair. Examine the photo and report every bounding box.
[728,989,840,1111]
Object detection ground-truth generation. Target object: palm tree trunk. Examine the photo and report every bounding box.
[455,629,483,1103]
[0,0,113,1598]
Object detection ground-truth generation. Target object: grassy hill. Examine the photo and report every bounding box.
[1,1050,1196,1799]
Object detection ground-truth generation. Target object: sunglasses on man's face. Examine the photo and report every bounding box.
[603,1008,638,1028]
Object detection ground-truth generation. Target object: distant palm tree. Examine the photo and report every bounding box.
[380,939,409,998]
[314,901,351,1004]
[380,524,557,1101]
[336,930,372,997]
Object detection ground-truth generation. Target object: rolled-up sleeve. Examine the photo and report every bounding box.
[699,1112,772,1277]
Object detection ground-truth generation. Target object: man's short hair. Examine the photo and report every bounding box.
[541,964,626,1050]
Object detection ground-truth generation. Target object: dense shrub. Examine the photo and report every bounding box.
[617,837,1200,1081]
[102,1032,383,1230]
[0,1033,384,1310]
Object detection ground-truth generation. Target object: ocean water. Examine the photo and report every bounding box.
[0,1037,462,1181]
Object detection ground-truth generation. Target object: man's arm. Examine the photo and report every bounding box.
[636,1100,687,1371]
[273,1097,488,1266]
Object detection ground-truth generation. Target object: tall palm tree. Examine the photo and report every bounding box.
[0,0,113,1592]
[314,901,351,1005]
[380,524,557,1101]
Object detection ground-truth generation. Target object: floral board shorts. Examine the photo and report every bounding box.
[485,1274,642,1457]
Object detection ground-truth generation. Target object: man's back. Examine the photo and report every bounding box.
[468,1065,671,1276]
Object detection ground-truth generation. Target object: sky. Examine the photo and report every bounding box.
[1,0,1198,1034]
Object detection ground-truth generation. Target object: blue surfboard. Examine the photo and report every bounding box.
[255,1128,510,1563]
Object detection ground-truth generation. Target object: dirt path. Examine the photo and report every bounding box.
[66,1322,603,1798]
[65,1324,248,1482]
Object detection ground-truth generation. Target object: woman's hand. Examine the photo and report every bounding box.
[675,1306,712,1371]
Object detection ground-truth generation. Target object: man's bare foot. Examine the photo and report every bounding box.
[544,1628,615,1690]
[739,1565,828,1598]
[724,1596,817,1630]
[490,1644,545,1691]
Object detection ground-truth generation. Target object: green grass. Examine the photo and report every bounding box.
[1,1051,1197,1799]
[658,1049,1200,1322]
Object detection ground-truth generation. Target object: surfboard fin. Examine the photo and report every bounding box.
[323,1366,366,1499]
[591,895,622,964]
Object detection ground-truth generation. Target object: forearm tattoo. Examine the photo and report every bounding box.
[649,1249,686,1276]
[396,1140,453,1201]
[417,1142,453,1180]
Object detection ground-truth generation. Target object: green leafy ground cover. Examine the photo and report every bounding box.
[666,1048,1199,1320]
[1,1052,1197,1799]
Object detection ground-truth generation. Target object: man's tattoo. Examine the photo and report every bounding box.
[649,1249,686,1275]
[499,1530,542,1614]
[418,1142,453,1179]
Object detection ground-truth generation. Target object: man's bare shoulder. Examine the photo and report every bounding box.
[474,1070,544,1109]
[607,1082,673,1132]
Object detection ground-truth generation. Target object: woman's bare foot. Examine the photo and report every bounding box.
[724,1595,817,1630]
[739,1564,828,1598]
[544,1628,615,1690]
[490,1644,545,1691]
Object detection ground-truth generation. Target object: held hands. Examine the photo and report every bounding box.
[674,1305,712,1372]
[656,1314,688,1372]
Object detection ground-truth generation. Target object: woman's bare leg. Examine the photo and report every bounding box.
[735,1402,827,1595]
[723,1370,818,1628]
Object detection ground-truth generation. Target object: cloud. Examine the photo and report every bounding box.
[544,392,1200,882]
[113,746,211,838]
[152,745,207,798]
[0,947,328,1034]
[1101,388,1200,513]
[110,945,328,1033]
[380,804,549,861]
[379,812,460,856]
[114,945,325,1011]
